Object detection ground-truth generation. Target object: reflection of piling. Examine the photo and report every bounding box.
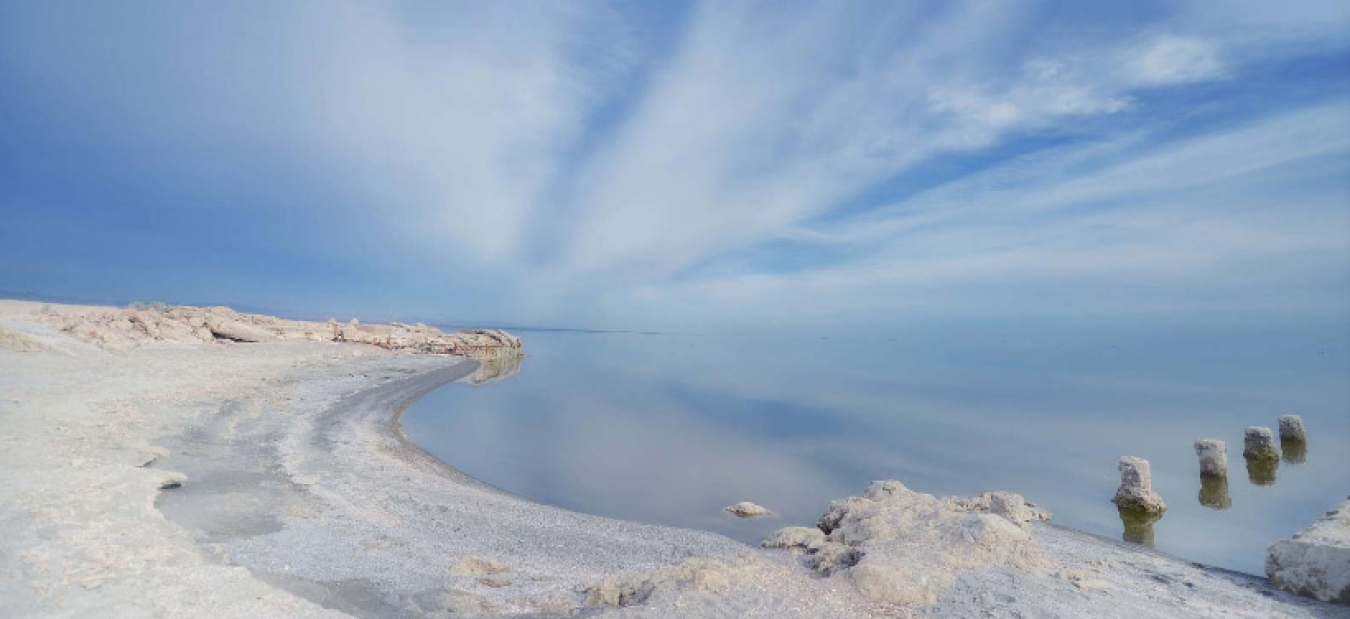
[1281,439,1307,464]
[1112,456,1167,514]
[1277,415,1306,442]
[1119,508,1163,547]
[1242,427,1280,460]
[1198,475,1231,510]
[1194,439,1227,477]
[1246,456,1278,486]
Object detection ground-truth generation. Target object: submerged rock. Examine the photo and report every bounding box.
[725,501,772,518]
[1267,497,1350,604]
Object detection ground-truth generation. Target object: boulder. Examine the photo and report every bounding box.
[1267,498,1350,604]
[804,480,1045,605]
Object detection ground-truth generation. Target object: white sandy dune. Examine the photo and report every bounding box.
[0,300,1344,618]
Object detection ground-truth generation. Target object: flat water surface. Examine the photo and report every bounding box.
[402,319,1350,575]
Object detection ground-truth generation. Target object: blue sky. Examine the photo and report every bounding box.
[1,1,1348,332]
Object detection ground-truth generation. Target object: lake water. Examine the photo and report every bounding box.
[401,319,1350,575]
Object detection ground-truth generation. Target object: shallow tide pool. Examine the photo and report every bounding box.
[402,319,1350,575]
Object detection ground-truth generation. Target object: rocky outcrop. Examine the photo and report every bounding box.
[32,305,523,360]
[1267,498,1350,604]
[769,481,1047,606]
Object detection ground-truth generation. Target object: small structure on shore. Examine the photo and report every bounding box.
[1111,456,1167,514]
[1243,426,1280,461]
[1194,439,1228,477]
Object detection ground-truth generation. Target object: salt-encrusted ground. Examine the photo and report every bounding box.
[1,300,1344,618]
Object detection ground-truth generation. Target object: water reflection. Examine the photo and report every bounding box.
[1198,476,1231,510]
[403,328,1350,576]
[467,354,525,385]
[1245,456,1279,486]
[1119,509,1163,547]
[1281,439,1307,465]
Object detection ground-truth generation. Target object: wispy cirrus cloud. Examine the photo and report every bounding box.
[0,0,1347,328]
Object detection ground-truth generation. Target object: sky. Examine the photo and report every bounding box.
[1,1,1348,333]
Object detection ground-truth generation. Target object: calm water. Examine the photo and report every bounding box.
[402,319,1350,575]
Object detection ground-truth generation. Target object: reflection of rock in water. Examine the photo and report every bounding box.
[1280,439,1307,465]
[1198,476,1231,510]
[467,354,525,385]
[1245,456,1278,486]
[1118,508,1163,548]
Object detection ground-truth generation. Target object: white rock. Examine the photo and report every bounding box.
[805,480,1044,605]
[1266,497,1350,604]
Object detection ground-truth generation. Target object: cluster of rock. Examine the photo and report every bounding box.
[761,481,1048,606]
[30,304,523,360]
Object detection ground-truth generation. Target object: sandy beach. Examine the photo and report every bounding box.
[1,299,1345,618]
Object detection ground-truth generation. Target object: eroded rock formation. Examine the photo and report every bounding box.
[771,481,1048,606]
[31,304,523,360]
